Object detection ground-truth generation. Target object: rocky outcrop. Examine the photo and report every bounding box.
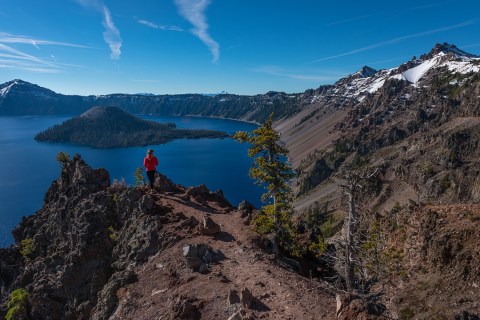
[0,154,339,319]
[186,184,233,209]
[0,155,228,319]
[385,204,480,318]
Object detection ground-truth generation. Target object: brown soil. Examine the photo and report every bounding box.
[110,190,337,319]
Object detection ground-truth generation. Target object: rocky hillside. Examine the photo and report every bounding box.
[35,106,227,148]
[0,155,337,319]
[274,43,480,318]
[277,42,480,206]
[0,80,309,123]
[2,42,480,319]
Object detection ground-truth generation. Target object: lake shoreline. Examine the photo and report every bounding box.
[0,115,263,247]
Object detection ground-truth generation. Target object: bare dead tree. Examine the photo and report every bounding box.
[339,168,379,294]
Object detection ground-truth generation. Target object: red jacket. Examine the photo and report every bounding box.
[144,156,158,172]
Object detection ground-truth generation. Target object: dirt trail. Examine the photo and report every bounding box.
[111,190,337,319]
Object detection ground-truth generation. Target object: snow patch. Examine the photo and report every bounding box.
[444,60,480,74]
[0,81,18,98]
[368,78,386,93]
[402,57,440,84]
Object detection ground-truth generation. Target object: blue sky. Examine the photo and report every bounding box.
[0,0,479,95]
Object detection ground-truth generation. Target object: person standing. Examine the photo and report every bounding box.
[144,149,158,189]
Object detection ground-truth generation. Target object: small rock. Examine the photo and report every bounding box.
[198,215,221,235]
[240,287,253,309]
[227,289,240,306]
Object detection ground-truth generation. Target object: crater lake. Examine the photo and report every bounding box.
[0,115,263,246]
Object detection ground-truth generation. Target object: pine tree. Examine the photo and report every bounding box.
[133,167,146,187]
[234,114,299,257]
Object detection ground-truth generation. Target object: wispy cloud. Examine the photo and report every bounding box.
[0,43,60,73]
[225,43,243,51]
[0,33,89,73]
[310,19,478,63]
[253,65,343,82]
[0,32,89,49]
[0,59,61,73]
[0,43,45,63]
[137,19,183,32]
[174,0,219,63]
[101,6,122,59]
[75,0,122,60]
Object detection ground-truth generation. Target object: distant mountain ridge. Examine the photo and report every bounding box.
[1,43,477,125]
[0,80,305,123]
[35,106,227,148]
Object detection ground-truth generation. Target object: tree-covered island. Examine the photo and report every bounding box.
[35,106,228,148]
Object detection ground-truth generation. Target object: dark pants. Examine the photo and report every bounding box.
[146,170,156,188]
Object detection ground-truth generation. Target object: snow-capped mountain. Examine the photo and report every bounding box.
[328,43,480,101]
[1,43,478,120]
[0,79,57,98]
[278,42,480,171]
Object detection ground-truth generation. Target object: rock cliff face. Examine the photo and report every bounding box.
[0,155,337,319]
[1,154,167,319]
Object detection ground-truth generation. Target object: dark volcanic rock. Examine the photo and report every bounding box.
[198,215,221,235]
[0,155,182,320]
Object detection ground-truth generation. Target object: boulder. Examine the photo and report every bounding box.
[182,244,224,273]
[198,215,221,235]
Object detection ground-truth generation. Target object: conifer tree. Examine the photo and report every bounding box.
[133,167,146,187]
[234,114,299,256]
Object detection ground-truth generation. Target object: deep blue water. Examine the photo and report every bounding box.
[0,115,262,247]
